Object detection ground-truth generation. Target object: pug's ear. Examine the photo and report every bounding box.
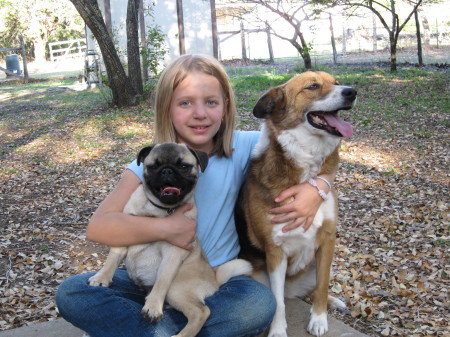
[137,145,155,166]
[188,148,209,172]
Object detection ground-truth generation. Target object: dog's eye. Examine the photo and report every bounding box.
[306,84,320,90]
[147,161,160,170]
[179,163,192,171]
[176,159,192,171]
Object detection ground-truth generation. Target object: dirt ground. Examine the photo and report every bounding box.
[0,57,449,336]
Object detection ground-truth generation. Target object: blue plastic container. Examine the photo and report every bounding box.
[6,54,22,75]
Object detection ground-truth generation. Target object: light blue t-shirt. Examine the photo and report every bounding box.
[127,130,260,267]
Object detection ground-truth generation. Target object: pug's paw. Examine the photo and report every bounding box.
[88,274,112,287]
[141,302,164,322]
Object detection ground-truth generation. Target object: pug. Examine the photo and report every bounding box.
[89,143,252,337]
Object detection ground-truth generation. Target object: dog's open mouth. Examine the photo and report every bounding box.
[161,186,181,197]
[307,111,353,138]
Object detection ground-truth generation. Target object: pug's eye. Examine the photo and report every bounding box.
[176,159,192,171]
[147,160,160,170]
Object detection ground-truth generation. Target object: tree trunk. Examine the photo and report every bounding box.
[69,0,138,107]
[390,33,397,72]
[138,0,148,82]
[210,0,219,59]
[342,20,347,54]
[240,21,248,61]
[127,0,143,96]
[299,32,312,69]
[390,0,397,72]
[302,53,312,69]
[329,14,337,65]
[414,9,423,66]
[266,23,274,63]
[372,13,377,52]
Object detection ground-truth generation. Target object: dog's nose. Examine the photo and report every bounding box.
[161,168,174,177]
[342,87,357,100]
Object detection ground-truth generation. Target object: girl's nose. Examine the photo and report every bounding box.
[192,104,207,118]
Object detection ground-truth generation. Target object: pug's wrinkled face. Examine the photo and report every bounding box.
[138,143,204,206]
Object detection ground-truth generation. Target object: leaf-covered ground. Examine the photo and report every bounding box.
[0,64,449,336]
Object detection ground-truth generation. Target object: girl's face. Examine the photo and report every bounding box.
[170,71,226,154]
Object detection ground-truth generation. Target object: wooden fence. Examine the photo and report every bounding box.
[48,39,86,62]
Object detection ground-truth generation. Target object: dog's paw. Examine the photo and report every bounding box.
[267,320,288,337]
[141,303,164,322]
[307,312,328,337]
[267,330,288,337]
[88,275,112,287]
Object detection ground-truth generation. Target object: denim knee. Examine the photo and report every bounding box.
[232,277,276,334]
[55,273,91,319]
[201,276,276,337]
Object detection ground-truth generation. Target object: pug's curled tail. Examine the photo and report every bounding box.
[215,259,253,285]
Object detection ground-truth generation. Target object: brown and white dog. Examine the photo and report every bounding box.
[237,71,357,337]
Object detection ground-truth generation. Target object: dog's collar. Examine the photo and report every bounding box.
[147,199,177,215]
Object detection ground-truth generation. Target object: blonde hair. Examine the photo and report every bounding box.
[153,54,236,157]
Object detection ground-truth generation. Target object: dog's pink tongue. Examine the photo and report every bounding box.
[162,187,181,195]
[323,115,353,138]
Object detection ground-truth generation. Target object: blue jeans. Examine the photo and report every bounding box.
[56,268,275,337]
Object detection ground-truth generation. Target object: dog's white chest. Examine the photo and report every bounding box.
[277,128,340,181]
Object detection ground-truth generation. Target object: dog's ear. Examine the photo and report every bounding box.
[188,148,209,172]
[137,145,155,166]
[253,87,286,118]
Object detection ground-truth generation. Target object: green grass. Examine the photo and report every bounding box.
[2,64,448,145]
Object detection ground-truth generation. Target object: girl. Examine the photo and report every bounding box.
[56,54,334,337]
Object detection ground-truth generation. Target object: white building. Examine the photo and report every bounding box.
[87,0,217,66]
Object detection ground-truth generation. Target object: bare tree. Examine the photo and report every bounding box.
[340,0,423,71]
[231,0,318,69]
[69,0,139,107]
[414,8,423,65]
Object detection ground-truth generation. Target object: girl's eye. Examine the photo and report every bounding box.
[207,100,218,106]
[180,101,191,106]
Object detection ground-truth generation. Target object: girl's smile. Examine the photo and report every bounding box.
[170,71,226,154]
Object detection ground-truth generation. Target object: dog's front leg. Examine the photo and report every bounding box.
[141,246,190,321]
[88,247,127,287]
[307,231,335,337]
[267,248,289,337]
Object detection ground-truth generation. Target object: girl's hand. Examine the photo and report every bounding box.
[162,203,197,250]
[269,182,324,233]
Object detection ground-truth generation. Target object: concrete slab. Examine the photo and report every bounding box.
[0,319,83,337]
[0,298,367,337]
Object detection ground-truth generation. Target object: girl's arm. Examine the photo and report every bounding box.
[86,170,196,250]
[269,172,336,233]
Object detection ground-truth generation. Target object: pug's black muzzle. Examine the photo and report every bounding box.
[145,165,197,205]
